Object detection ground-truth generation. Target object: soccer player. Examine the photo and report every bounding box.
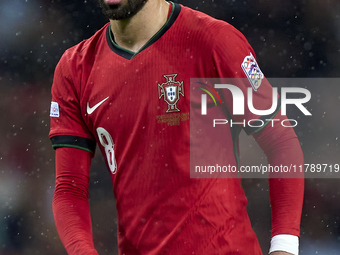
[49,0,304,254]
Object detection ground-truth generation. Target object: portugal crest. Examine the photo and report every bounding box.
[158,74,184,113]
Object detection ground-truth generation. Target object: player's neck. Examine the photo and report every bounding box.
[109,0,169,53]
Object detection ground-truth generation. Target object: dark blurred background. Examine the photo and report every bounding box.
[0,0,339,254]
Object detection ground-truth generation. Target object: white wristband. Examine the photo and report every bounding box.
[269,234,299,255]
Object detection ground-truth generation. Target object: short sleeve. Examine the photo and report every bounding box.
[49,53,96,153]
[212,24,280,135]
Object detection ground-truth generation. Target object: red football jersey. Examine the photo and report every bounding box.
[49,3,279,254]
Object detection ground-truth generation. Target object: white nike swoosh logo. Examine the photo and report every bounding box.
[87,96,109,114]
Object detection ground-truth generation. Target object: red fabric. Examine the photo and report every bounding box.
[50,3,303,254]
[53,147,98,255]
[49,6,265,254]
[253,112,304,237]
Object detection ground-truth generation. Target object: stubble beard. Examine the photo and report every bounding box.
[98,0,149,20]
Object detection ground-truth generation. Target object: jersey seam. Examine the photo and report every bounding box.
[49,132,94,140]
[247,105,282,135]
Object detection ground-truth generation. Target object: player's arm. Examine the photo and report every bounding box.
[209,21,303,254]
[53,146,98,255]
[50,50,98,254]
[252,112,304,255]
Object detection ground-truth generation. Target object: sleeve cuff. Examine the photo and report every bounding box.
[269,234,299,255]
[50,135,96,153]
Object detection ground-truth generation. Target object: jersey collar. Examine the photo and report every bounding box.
[106,2,181,60]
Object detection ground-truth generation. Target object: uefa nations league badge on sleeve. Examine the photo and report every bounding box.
[50,101,60,117]
[241,53,264,91]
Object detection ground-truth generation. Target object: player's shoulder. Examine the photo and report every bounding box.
[179,5,247,44]
[58,23,109,67]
